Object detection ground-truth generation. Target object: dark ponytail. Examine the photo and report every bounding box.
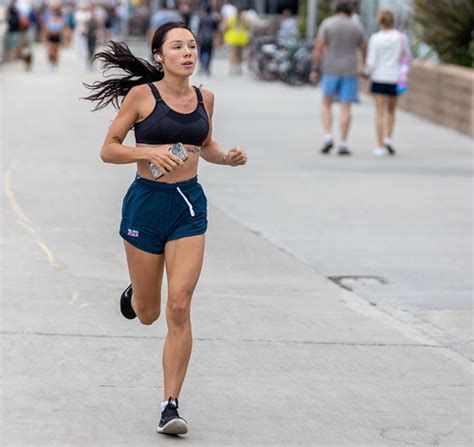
[83,41,162,111]
[83,21,193,111]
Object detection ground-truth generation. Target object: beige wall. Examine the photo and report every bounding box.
[398,61,474,137]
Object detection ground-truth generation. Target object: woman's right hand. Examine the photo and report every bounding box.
[147,145,185,175]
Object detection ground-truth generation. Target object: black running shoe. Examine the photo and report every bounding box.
[385,143,396,155]
[320,140,334,154]
[338,147,352,156]
[157,398,188,435]
[120,284,136,320]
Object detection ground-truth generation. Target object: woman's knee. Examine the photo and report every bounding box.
[136,307,160,325]
[128,283,162,325]
[133,296,161,325]
[167,290,193,326]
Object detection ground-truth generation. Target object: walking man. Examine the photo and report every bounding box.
[310,1,367,155]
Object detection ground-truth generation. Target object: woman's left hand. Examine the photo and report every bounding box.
[224,147,248,166]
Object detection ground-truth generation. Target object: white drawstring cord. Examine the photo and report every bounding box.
[176,187,195,217]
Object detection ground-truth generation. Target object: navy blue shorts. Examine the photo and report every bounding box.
[120,175,208,255]
[370,82,398,96]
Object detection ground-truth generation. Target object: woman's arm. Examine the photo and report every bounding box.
[364,35,376,76]
[100,86,150,164]
[199,89,247,167]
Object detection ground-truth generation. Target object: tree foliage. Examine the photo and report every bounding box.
[414,0,474,67]
[298,0,332,39]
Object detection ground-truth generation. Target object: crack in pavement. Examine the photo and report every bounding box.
[0,330,446,348]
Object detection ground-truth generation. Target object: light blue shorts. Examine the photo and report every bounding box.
[321,75,360,102]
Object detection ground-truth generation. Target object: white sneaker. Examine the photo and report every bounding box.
[373,147,387,157]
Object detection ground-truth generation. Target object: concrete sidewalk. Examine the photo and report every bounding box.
[1,45,473,446]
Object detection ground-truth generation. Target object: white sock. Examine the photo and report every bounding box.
[161,399,176,412]
[338,140,348,149]
[384,137,393,145]
[324,133,333,143]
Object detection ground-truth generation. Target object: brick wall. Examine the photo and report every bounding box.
[397,61,474,137]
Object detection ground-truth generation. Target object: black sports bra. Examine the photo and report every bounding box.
[134,83,210,146]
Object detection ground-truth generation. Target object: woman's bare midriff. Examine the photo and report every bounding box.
[136,143,201,183]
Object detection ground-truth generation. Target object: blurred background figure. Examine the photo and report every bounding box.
[62,5,75,47]
[5,0,32,69]
[219,0,235,45]
[278,8,298,42]
[223,5,249,74]
[111,2,125,38]
[45,6,64,72]
[220,0,236,24]
[5,0,20,61]
[310,0,367,156]
[103,4,114,42]
[38,3,52,41]
[86,9,98,70]
[74,2,91,62]
[0,6,7,62]
[93,3,108,44]
[364,9,411,157]
[178,0,192,27]
[197,5,220,75]
[147,0,182,46]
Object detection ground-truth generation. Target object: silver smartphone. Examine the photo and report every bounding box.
[149,142,188,179]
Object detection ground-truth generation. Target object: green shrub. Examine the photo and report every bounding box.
[298,0,332,39]
[415,0,474,67]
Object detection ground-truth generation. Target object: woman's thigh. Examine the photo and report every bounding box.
[164,235,205,305]
[374,94,385,112]
[387,95,398,112]
[124,240,165,312]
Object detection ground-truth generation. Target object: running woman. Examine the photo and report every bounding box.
[84,21,247,435]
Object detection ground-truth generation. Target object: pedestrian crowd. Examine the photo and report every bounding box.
[1,0,124,71]
[1,0,411,154]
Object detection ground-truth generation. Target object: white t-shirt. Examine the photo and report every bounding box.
[365,29,411,83]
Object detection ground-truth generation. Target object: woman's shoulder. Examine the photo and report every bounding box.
[120,83,152,111]
[197,86,215,114]
[127,83,151,100]
[198,86,214,103]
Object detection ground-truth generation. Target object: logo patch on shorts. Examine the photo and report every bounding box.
[127,229,139,237]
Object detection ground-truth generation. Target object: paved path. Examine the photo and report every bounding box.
[1,44,472,446]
